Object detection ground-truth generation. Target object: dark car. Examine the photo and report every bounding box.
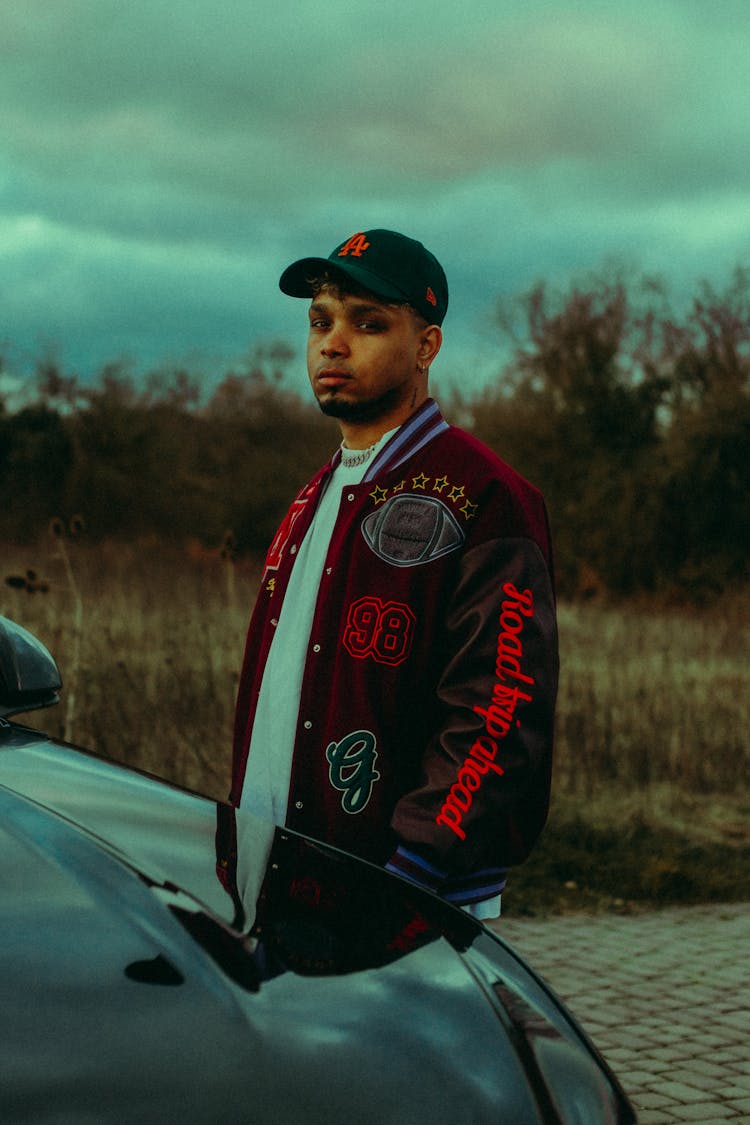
[0,615,636,1124]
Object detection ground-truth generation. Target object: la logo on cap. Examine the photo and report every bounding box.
[338,233,371,258]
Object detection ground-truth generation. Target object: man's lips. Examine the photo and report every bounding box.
[316,368,353,388]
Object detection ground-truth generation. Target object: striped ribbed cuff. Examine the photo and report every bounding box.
[441,868,507,907]
[385,845,447,894]
[386,848,507,909]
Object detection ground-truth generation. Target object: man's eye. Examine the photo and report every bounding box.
[309,319,329,329]
[359,321,386,332]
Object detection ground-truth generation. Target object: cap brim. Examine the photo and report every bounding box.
[278,257,330,297]
[279,257,411,305]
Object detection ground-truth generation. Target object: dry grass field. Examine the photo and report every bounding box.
[3,536,748,913]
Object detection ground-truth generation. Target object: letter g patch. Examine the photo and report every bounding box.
[326,730,380,814]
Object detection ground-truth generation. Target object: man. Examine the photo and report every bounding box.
[230,229,558,918]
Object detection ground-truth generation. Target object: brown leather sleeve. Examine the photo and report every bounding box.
[390,535,559,880]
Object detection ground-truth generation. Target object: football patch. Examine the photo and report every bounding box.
[361,494,464,567]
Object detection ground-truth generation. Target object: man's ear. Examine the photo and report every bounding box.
[418,325,443,367]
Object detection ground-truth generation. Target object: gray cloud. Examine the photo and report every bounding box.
[2,0,749,389]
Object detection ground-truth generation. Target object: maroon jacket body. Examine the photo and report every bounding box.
[231,400,558,906]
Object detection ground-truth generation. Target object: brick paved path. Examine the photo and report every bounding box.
[491,902,750,1123]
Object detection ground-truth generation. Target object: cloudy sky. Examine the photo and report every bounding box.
[3,0,749,399]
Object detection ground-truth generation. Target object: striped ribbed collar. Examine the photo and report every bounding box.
[329,398,449,483]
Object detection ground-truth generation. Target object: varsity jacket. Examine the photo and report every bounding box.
[230,399,558,907]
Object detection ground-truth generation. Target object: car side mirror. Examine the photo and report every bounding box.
[0,617,62,718]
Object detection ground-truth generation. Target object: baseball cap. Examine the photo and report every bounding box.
[279,229,449,325]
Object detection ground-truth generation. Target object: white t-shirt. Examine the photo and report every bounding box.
[240,437,389,823]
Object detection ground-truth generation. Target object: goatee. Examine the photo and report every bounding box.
[316,386,402,424]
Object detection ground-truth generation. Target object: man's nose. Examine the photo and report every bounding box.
[321,327,350,356]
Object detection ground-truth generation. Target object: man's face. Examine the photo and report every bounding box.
[306,288,437,428]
